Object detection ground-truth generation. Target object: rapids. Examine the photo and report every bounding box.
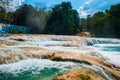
[0,34,120,80]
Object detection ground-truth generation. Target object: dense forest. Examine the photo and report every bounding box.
[82,3,120,38]
[0,1,120,38]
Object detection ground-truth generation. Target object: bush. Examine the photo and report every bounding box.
[11,29,23,34]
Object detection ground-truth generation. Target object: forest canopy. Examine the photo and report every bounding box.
[0,1,120,38]
[82,3,120,38]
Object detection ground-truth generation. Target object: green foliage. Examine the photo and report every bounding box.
[109,4,120,38]
[44,2,81,35]
[0,2,80,35]
[14,4,49,34]
[0,6,6,22]
[0,0,9,10]
[0,1,120,37]
[86,15,91,31]
[14,4,37,26]
[90,12,105,36]
[0,4,49,34]
[80,3,120,38]
[11,29,23,34]
[79,15,91,32]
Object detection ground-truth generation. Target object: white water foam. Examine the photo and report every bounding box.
[92,44,120,66]
[0,36,120,80]
[0,59,78,75]
[81,64,114,80]
[98,51,120,66]
[0,58,114,80]
[93,44,120,47]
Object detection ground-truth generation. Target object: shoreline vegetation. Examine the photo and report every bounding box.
[0,1,120,38]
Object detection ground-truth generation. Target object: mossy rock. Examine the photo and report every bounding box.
[79,74,90,80]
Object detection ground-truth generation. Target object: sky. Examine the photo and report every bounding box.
[6,0,120,18]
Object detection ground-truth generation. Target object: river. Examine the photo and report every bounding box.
[0,34,120,80]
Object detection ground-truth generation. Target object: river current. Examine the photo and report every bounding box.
[0,35,120,80]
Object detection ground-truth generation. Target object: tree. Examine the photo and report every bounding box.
[26,8,49,33]
[87,3,120,38]
[0,0,10,11]
[86,15,91,31]
[13,4,49,34]
[44,2,80,35]
[109,3,120,38]
[0,6,6,23]
[90,12,105,37]
[14,4,37,26]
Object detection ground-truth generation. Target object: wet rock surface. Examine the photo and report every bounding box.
[0,34,120,80]
[53,69,106,80]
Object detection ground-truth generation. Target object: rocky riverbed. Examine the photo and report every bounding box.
[0,34,120,80]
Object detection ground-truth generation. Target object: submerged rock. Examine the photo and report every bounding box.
[53,69,106,80]
[10,38,27,41]
[53,71,90,80]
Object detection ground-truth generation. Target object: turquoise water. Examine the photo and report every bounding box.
[0,45,120,80]
[93,44,120,66]
[0,59,79,80]
[0,68,59,80]
[94,44,120,52]
[102,46,120,52]
[0,37,120,80]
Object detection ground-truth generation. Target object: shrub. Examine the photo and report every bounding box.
[11,29,23,34]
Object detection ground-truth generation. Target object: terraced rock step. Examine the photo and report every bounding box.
[0,34,120,80]
[41,52,120,80]
[53,69,106,80]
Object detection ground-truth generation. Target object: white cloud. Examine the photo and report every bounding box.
[77,0,120,18]
[77,0,93,18]
[84,0,93,5]
[3,0,24,11]
[3,0,120,17]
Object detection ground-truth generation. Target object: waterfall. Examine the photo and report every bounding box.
[85,38,120,46]
[0,23,28,34]
[0,59,115,80]
[0,59,78,80]
[0,35,120,80]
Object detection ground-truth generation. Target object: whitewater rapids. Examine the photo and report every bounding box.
[0,34,120,80]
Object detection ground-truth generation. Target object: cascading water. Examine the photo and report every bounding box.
[0,59,79,80]
[0,35,120,80]
[92,43,120,66]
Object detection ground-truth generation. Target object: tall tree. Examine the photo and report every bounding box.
[0,0,10,11]
[109,3,120,37]
[44,2,80,35]
[0,6,6,23]
[14,4,49,33]
[14,4,36,26]
[90,12,105,37]
[86,15,91,31]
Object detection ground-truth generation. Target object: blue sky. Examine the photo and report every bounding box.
[14,0,120,18]
[24,0,85,9]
